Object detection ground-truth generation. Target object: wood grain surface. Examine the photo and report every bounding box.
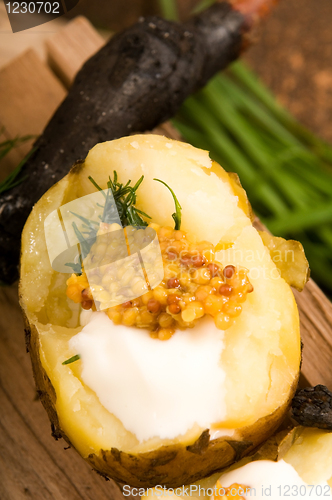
[0,286,126,500]
[0,49,66,180]
[0,14,332,500]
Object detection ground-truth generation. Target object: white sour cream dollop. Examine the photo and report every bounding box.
[69,311,226,442]
[218,459,332,499]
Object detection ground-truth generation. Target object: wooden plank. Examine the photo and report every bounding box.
[0,49,66,180]
[0,285,125,500]
[0,16,106,181]
[0,2,66,71]
[46,16,106,88]
[294,282,332,387]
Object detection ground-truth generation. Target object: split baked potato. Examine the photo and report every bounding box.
[20,135,304,487]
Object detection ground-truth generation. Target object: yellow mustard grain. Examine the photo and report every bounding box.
[66,223,254,338]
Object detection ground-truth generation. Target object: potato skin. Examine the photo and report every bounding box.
[19,137,301,488]
[23,316,63,440]
[86,389,297,488]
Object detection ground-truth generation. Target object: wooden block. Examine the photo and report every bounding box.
[0,2,66,71]
[0,16,105,180]
[46,16,106,88]
[0,49,66,180]
[294,282,332,387]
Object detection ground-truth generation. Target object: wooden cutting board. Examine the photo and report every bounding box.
[0,16,332,500]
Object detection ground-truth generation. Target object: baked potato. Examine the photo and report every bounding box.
[20,134,304,488]
[145,427,332,499]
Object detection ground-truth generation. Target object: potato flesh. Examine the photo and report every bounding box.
[38,323,139,456]
[20,177,71,314]
[20,135,301,458]
[81,136,251,245]
[217,226,300,428]
[259,231,310,291]
[284,428,332,485]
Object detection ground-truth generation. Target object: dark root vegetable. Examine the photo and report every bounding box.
[0,0,278,284]
[291,385,332,430]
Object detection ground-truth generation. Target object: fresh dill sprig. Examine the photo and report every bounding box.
[64,262,82,275]
[62,354,81,365]
[65,251,83,275]
[89,172,151,227]
[0,130,37,194]
[64,222,94,275]
[154,179,182,230]
[72,222,91,256]
[70,211,99,229]
[88,176,107,198]
[66,172,152,275]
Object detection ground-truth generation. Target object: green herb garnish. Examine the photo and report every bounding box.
[65,251,83,275]
[62,354,81,365]
[66,173,182,277]
[88,172,151,227]
[0,144,37,194]
[64,262,82,274]
[154,179,182,230]
[72,221,91,256]
[70,212,99,229]
[106,172,151,226]
[0,132,36,161]
[0,130,37,194]
[88,176,107,198]
[66,173,152,274]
